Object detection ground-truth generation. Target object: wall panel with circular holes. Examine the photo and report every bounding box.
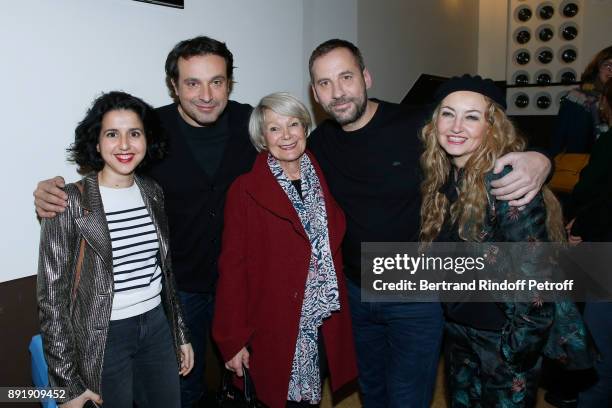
[506,0,583,115]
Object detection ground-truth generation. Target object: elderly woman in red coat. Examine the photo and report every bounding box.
[212,92,357,408]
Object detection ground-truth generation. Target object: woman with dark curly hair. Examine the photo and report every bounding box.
[552,45,612,155]
[37,91,193,408]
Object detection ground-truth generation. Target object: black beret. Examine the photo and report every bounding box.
[434,74,507,110]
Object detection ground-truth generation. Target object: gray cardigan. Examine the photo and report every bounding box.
[37,173,189,402]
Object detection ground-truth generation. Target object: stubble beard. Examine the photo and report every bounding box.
[325,94,367,126]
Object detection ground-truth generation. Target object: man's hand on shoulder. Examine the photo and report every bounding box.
[490,151,551,207]
[34,176,68,218]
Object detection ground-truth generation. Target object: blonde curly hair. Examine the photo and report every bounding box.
[419,96,565,243]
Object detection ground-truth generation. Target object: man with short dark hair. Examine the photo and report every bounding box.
[307,38,552,407]
[34,36,257,408]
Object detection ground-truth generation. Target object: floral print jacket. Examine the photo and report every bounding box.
[441,166,596,371]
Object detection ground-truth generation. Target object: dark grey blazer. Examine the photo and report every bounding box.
[37,173,189,403]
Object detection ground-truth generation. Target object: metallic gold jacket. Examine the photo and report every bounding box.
[37,173,189,402]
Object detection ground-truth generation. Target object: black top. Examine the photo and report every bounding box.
[551,88,605,156]
[308,100,427,284]
[570,130,612,241]
[180,107,230,178]
[290,179,303,200]
[146,101,257,293]
[437,170,507,331]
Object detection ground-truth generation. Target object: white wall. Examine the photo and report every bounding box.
[582,0,612,71]
[357,0,480,103]
[477,0,508,80]
[302,0,358,101]
[0,0,308,283]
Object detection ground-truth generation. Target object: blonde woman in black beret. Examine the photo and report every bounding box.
[419,75,594,407]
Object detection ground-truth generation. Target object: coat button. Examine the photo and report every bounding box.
[293,292,298,299]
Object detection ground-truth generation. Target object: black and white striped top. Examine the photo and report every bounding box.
[99,184,162,320]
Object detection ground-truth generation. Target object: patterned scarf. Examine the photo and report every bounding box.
[267,153,340,403]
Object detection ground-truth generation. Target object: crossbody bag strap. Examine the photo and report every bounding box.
[72,181,88,300]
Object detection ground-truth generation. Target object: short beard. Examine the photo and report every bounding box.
[327,96,367,126]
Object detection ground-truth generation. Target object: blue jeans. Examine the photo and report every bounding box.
[177,290,216,408]
[346,278,444,408]
[578,302,612,407]
[100,304,181,408]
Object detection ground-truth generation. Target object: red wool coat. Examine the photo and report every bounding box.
[213,151,358,408]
